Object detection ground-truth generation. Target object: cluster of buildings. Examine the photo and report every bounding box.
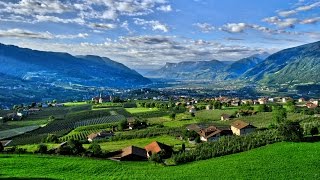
[91,93,113,104]
[187,120,257,142]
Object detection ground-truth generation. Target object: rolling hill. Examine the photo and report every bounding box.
[243,41,320,85]
[0,43,151,105]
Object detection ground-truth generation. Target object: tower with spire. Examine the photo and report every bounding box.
[99,93,103,104]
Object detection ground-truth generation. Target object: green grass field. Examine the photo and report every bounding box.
[63,102,88,107]
[83,135,189,152]
[1,142,319,179]
[125,108,159,114]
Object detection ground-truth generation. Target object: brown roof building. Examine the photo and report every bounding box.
[198,126,232,142]
[87,130,114,142]
[231,120,257,136]
[144,141,173,158]
[110,146,147,161]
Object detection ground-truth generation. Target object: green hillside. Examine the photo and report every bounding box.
[1,142,319,179]
[244,41,320,85]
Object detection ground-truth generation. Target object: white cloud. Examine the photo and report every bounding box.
[9,35,273,69]
[263,17,298,28]
[220,23,246,33]
[300,17,320,24]
[134,18,169,32]
[0,0,73,15]
[278,1,320,17]
[0,28,88,40]
[219,23,301,35]
[157,5,172,12]
[35,15,85,24]
[194,23,215,33]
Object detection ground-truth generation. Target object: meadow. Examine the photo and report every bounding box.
[1,142,319,179]
[125,107,159,114]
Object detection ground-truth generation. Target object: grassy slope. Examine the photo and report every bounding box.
[1,142,319,179]
[125,108,159,114]
[83,135,188,152]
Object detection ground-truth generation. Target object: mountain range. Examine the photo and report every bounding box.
[0,43,151,88]
[0,41,319,105]
[146,53,269,80]
[147,41,320,87]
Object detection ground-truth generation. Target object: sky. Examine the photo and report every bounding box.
[0,0,319,71]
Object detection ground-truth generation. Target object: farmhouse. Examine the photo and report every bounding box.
[309,99,319,106]
[231,100,240,107]
[145,141,173,158]
[282,97,293,103]
[258,98,267,105]
[221,114,232,121]
[110,146,147,161]
[198,126,232,142]
[128,121,147,130]
[5,113,22,121]
[298,98,305,103]
[189,106,196,113]
[87,130,114,142]
[231,120,257,136]
[306,102,318,109]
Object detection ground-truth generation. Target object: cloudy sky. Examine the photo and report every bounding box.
[0,0,319,70]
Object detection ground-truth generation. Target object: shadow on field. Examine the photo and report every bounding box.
[303,135,320,142]
[0,177,57,180]
[0,155,13,159]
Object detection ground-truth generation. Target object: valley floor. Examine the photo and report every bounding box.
[1,142,320,179]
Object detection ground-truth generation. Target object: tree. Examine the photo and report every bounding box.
[35,144,48,154]
[0,142,3,152]
[310,127,319,137]
[49,116,55,121]
[181,143,186,152]
[273,106,287,124]
[30,102,36,107]
[190,112,195,117]
[286,101,296,113]
[278,121,304,142]
[213,101,222,109]
[68,139,85,155]
[88,143,102,157]
[118,119,127,131]
[258,104,271,112]
[169,113,176,120]
[44,134,59,143]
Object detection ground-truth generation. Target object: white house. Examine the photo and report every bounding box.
[231,120,257,136]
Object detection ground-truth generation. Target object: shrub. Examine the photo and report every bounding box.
[44,134,59,143]
[310,127,319,137]
[278,121,304,142]
[87,143,102,157]
[0,142,3,152]
[149,153,162,164]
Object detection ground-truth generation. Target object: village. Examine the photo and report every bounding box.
[0,91,319,163]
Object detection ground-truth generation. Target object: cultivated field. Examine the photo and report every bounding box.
[1,142,319,179]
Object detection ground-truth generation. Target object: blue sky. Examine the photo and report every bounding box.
[0,0,319,70]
